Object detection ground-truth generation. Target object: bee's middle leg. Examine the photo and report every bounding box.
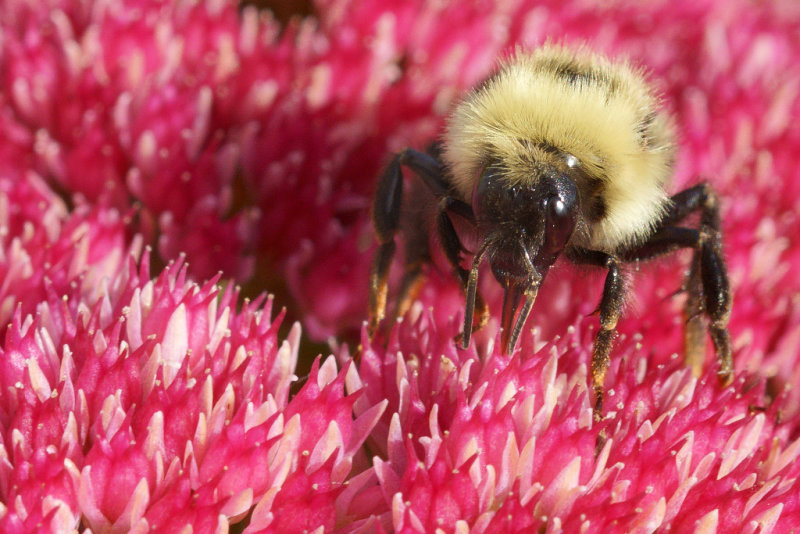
[623,183,733,385]
[369,152,405,336]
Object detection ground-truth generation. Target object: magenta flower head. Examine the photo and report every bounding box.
[0,246,386,531]
[355,308,800,532]
[0,170,385,531]
[2,0,800,532]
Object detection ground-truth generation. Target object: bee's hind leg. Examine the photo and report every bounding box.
[370,148,469,332]
[685,185,732,386]
[638,184,733,384]
[619,182,733,385]
[392,189,431,323]
[695,225,733,386]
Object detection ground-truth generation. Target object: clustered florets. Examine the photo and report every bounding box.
[0,0,799,532]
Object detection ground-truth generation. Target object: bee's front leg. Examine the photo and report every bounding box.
[567,248,626,420]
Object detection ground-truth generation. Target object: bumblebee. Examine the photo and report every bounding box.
[369,45,732,418]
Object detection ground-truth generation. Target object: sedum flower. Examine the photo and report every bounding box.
[0,174,132,334]
[0,177,385,531]
[354,308,800,532]
[1,0,800,531]
[0,252,386,531]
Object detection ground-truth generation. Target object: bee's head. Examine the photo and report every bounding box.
[470,162,579,353]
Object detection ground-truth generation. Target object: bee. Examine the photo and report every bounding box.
[369,45,732,418]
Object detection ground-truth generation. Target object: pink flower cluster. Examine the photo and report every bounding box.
[1,0,799,531]
[356,309,800,532]
[0,184,385,530]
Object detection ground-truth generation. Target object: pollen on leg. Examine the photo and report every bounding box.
[368,241,396,335]
[683,238,706,377]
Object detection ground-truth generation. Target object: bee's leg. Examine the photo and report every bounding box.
[393,263,427,324]
[620,227,706,373]
[370,148,473,335]
[369,153,404,336]
[696,228,733,385]
[624,228,733,384]
[656,183,717,228]
[682,245,708,381]
[594,256,624,421]
[625,182,733,385]
[567,249,626,420]
[690,186,733,386]
[392,185,431,322]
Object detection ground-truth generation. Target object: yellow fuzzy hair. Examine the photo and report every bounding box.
[442,45,676,252]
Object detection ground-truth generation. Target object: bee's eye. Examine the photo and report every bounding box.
[542,192,578,257]
[550,197,568,217]
[545,193,576,227]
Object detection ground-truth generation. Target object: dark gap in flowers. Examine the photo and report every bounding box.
[235,246,331,381]
[239,0,316,26]
[40,174,76,213]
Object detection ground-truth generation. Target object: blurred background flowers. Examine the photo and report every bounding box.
[1,0,799,531]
